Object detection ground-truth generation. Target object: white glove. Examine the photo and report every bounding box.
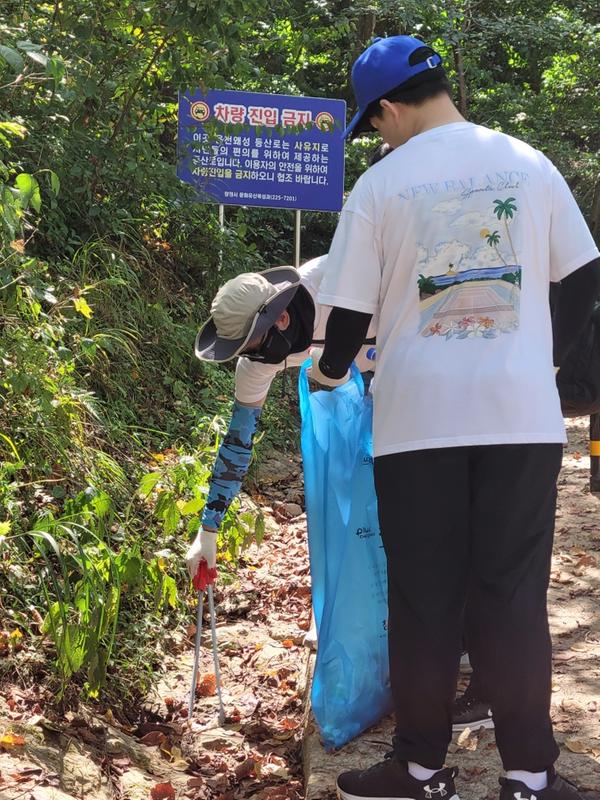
[186,528,217,579]
[308,347,349,388]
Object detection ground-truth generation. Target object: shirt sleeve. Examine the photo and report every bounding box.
[548,164,600,282]
[234,356,282,405]
[317,179,382,313]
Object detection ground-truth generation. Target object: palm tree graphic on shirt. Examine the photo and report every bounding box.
[493,197,518,265]
[481,228,506,267]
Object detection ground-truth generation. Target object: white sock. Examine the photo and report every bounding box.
[505,770,548,791]
[408,762,441,781]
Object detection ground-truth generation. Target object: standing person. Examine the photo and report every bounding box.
[310,35,600,800]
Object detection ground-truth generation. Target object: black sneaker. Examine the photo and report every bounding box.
[337,752,459,800]
[452,687,493,731]
[499,769,586,800]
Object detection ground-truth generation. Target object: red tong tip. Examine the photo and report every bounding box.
[193,559,217,591]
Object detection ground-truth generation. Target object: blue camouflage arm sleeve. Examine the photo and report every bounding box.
[201,401,262,530]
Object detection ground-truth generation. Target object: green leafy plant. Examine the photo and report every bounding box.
[138,415,265,567]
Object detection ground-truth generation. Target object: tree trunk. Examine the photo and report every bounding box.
[350,10,376,82]
[348,11,377,105]
[453,45,468,117]
[590,175,600,239]
[356,10,376,46]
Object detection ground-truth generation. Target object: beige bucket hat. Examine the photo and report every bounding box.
[194,266,301,363]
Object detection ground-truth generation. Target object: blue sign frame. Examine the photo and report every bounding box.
[177,89,346,212]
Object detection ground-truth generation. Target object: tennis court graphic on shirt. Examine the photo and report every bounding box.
[419,265,522,339]
[417,196,522,340]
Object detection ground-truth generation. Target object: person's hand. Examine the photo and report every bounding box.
[308,347,349,388]
[186,528,217,580]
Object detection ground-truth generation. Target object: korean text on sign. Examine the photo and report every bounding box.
[177,89,345,212]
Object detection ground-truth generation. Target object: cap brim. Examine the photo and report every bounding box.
[344,108,376,140]
[194,267,301,363]
[260,266,300,288]
[194,317,247,363]
[344,108,364,140]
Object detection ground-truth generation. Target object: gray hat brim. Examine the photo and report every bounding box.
[194,266,300,363]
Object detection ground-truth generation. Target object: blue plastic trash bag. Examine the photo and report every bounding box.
[299,361,392,750]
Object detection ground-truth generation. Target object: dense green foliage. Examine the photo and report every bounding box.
[1,0,598,704]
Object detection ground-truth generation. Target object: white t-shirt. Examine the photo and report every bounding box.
[318,122,600,457]
[235,255,377,405]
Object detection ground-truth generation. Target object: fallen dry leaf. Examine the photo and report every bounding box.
[151,782,176,800]
[570,642,588,652]
[197,673,217,697]
[565,739,590,754]
[140,730,167,747]
[551,571,574,585]
[575,554,597,568]
[160,740,173,759]
[109,757,131,775]
[463,765,487,779]
[554,651,575,662]
[258,785,299,800]
[29,608,45,627]
[279,718,299,731]
[0,732,26,748]
[187,776,204,788]
[456,727,479,751]
[261,762,292,780]
[226,707,242,723]
[281,639,294,649]
[560,699,582,714]
[10,767,43,783]
[234,758,256,780]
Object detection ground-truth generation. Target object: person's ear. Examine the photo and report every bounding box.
[380,98,404,123]
[275,310,290,330]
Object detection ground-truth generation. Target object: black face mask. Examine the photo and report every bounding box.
[244,325,293,364]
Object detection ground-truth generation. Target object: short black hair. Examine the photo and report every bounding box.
[355,47,452,136]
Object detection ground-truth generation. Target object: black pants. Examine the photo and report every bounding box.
[374,444,562,772]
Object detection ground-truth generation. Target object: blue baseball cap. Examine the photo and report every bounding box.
[345,36,443,139]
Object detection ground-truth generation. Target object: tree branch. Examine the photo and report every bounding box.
[108,34,173,144]
[453,44,468,117]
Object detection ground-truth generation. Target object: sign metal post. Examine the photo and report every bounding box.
[294,210,301,268]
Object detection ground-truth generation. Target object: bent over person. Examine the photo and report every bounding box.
[186,255,377,581]
[310,34,600,800]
